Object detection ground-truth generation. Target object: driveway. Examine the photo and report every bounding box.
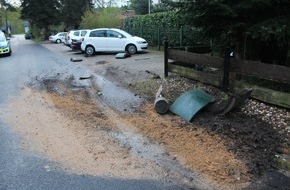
[42,42,165,84]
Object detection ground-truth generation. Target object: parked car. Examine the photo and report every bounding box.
[63,32,70,47]
[71,39,82,51]
[0,31,12,56]
[25,32,33,40]
[64,29,90,48]
[49,32,67,43]
[81,28,148,56]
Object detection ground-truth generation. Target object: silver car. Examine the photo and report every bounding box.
[49,32,67,43]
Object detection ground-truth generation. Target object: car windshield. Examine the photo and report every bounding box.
[0,33,6,42]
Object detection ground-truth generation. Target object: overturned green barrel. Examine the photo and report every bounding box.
[170,89,215,121]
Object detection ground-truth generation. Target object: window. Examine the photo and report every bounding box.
[81,31,87,36]
[73,31,80,36]
[89,30,106,37]
[0,33,6,41]
[106,30,121,38]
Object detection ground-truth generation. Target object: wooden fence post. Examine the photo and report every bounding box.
[180,26,183,47]
[222,47,231,92]
[164,37,169,77]
[158,27,161,51]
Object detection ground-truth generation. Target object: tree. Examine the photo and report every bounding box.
[5,8,24,34]
[59,0,93,30]
[130,0,151,15]
[93,0,127,8]
[152,1,171,13]
[163,0,290,62]
[0,0,15,12]
[93,0,106,8]
[81,7,123,29]
[20,0,60,34]
[0,0,16,33]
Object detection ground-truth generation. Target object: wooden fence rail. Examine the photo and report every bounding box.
[164,44,290,109]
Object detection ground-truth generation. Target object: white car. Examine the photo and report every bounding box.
[49,32,67,43]
[63,29,90,47]
[81,28,148,56]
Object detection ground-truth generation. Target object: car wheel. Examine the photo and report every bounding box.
[85,45,95,56]
[126,44,137,55]
[56,39,61,44]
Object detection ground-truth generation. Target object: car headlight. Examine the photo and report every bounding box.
[136,41,146,44]
[1,42,9,48]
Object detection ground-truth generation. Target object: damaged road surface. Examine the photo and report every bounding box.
[0,35,215,189]
[3,35,289,190]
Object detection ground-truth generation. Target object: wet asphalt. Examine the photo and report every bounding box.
[0,35,189,190]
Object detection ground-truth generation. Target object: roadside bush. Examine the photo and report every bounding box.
[29,25,46,41]
[124,11,208,47]
[124,11,183,29]
[80,10,99,29]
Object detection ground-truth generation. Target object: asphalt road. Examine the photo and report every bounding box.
[0,35,187,190]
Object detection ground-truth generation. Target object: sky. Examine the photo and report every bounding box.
[8,0,20,6]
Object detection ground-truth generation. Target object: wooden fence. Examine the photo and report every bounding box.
[164,41,290,109]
